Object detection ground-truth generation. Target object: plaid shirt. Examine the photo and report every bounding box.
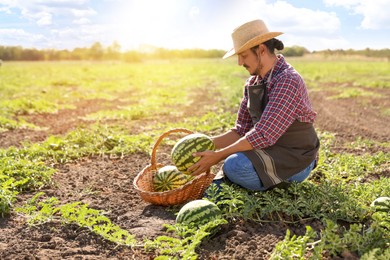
[234,55,317,149]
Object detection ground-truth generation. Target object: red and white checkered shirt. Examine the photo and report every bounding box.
[234,55,317,149]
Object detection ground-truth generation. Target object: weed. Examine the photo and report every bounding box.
[15,192,137,246]
[0,115,37,132]
[145,218,227,259]
[270,226,318,259]
[271,215,389,259]
[0,179,18,217]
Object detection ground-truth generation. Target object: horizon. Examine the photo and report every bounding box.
[1,43,389,53]
[1,0,389,52]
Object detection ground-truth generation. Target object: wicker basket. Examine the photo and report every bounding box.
[133,128,216,206]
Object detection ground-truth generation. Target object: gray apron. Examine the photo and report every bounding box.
[243,77,319,190]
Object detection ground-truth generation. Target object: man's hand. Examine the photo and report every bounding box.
[188,135,253,176]
[188,150,222,176]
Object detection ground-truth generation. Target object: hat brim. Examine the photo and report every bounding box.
[222,32,283,59]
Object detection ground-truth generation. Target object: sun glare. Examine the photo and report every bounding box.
[110,0,183,50]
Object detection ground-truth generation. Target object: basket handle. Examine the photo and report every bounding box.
[150,128,194,169]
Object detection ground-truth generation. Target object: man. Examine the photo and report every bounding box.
[189,19,320,191]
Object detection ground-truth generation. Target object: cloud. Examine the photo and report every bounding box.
[0,28,46,47]
[251,1,340,35]
[2,0,383,51]
[35,11,53,26]
[0,0,95,26]
[324,0,390,29]
[323,0,359,7]
[221,0,342,51]
[73,17,91,25]
[48,24,109,49]
[0,6,11,13]
[0,0,106,49]
[71,7,97,17]
[19,8,54,26]
[70,7,96,24]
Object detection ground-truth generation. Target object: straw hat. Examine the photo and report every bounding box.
[223,19,283,59]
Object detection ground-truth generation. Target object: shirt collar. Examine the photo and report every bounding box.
[247,54,285,86]
[263,54,284,82]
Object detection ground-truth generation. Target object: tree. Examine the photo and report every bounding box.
[106,41,121,60]
[282,46,309,57]
[89,42,104,60]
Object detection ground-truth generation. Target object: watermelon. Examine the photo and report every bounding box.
[370,197,390,212]
[171,133,215,173]
[153,165,191,192]
[176,199,222,226]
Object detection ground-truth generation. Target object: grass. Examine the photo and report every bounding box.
[289,58,390,89]
[0,59,243,131]
[329,87,381,99]
[1,58,389,258]
[15,192,137,246]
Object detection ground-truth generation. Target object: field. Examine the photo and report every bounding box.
[0,57,389,259]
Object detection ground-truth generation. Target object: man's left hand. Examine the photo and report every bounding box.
[188,150,221,176]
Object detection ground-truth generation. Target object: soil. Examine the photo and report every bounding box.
[0,81,389,259]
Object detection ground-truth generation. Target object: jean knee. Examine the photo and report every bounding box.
[223,153,263,190]
[223,154,236,176]
[288,160,316,183]
[223,153,250,178]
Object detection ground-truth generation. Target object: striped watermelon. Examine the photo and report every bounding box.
[171,133,215,174]
[371,197,390,212]
[153,165,192,192]
[176,199,222,226]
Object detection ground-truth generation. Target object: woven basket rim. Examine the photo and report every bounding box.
[133,128,215,205]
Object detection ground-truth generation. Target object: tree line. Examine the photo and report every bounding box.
[0,42,226,62]
[313,48,390,59]
[1,42,389,61]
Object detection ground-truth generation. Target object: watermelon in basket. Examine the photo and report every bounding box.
[133,128,215,206]
[153,165,193,192]
[171,133,216,174]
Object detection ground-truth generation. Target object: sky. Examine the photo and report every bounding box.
[0,0,389,52]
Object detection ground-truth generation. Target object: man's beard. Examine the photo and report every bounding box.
[244,56,263,76]
[252,63,262,76]
[254,54,263,76]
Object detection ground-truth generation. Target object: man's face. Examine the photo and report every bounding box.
[237,48,262,76]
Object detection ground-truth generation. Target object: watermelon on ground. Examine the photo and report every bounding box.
[153,165,192,192]
[370,196,390,212]
[171,133,215,174]
[176,199,222,226]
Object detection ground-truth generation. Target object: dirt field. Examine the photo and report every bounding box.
[0,82,389,259]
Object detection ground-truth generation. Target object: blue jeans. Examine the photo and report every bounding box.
[222,152,315,191]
